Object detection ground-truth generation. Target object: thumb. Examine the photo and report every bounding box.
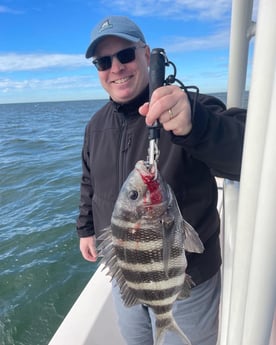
[139,102,150,117]
[90,243,98,258]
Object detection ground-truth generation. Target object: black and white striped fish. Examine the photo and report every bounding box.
[98,160,204,345]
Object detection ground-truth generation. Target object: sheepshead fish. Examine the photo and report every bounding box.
[98,160,204,345]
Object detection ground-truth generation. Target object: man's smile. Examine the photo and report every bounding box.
[112,76,133,84]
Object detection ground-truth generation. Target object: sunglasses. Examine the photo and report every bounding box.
[92,46,145,71]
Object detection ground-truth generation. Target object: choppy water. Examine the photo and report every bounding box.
[0,92,244,345]
[0,99,107,345]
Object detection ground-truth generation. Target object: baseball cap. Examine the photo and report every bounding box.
[85,16,146,58]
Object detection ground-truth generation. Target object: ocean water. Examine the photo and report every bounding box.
[0,92,242,345]
[0,99,107,345]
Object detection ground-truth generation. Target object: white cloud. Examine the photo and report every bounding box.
[0,74,105,103]
[0,53,89,72]
[0,75,99,91]
[166,30,230,52]
[100,0,231,20]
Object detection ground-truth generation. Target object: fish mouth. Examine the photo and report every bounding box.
[135,160,160,190]
[135,160,156,179]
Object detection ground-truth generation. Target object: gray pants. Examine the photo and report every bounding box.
[112,271,221,345]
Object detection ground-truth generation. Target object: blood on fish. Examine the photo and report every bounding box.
[140,172,163,204]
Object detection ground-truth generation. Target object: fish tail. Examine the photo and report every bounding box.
[154,328,165,345]
[154,317,192,345]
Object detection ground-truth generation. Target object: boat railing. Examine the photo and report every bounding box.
[219,0,276,343]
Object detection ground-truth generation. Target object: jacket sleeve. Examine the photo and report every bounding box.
[172,93,246,180]
[76,124,95,238]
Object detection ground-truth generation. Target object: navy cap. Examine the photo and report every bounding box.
[85,16,146,58]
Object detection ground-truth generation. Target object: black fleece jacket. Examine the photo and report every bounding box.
[76,86,246,285]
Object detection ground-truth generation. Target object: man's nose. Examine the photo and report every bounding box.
[110,56,124,72]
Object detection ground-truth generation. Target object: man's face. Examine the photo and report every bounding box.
[94,36,150,103]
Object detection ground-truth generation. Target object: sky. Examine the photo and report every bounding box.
[0,0,258,104]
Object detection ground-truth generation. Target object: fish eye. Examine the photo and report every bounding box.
[128,190,139,200]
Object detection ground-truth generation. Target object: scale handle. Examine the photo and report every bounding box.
[148,48,166,141]
[149,48,166,99]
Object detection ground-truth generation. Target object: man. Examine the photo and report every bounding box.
[77,15,245,345]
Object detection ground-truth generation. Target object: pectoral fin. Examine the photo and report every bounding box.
[182,219,204,253]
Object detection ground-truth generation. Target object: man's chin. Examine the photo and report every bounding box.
[111,90,136,104]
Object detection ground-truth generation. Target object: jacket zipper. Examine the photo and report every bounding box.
[118,116,127,189]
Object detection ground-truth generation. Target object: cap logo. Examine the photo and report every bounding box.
[99,19,113,33]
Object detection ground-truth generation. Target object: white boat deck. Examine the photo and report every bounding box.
[49,265,126,345]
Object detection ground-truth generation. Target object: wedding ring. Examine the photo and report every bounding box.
[168,108,174,120]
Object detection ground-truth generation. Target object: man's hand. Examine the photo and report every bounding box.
[80,236,98,262]
[139,85,192,136]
